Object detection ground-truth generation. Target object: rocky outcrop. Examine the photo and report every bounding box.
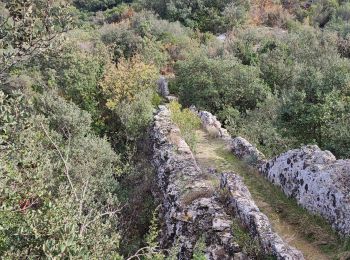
[217,34,227,42]
[260,145,350,236]
[230,137,266,166]
[157,76,170,97]
[220,173,304,260]
[192,109,230,139]
[151,105,242,259]
[151,105,303,259]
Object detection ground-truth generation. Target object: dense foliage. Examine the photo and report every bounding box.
[172,22,350,158]
[73,0,123,12]
[1,0,350,258]
[0,0,72,83]
[141,0,249,33]
[0,91,122,258]
[173,55,269,113]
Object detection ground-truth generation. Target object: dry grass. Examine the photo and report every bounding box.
[180,188,215,207]
[168,129,182,146]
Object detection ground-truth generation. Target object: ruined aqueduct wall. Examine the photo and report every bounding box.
[196,109,350,236]
[151,105,303,259]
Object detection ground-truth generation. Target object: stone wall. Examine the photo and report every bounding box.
[220,173,304,259]
[157,76,170,97]
[151,105,303,259]
[195,109,265,166]
[230,137,266,166]
[260,145,350,236]
[195,109,350,236]
[191,108,230,140]
[151,105,242,259]
[228,126,350,236]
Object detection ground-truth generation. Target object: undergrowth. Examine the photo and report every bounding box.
[231,220,276,259]
[169,101,201,152]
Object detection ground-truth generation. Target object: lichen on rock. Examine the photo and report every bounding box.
[151,105,304,259]
[220,173,304,260]
[151,105,241,259]
[260,145,350,236]
[192,108,230,140]
[230,137,266,167]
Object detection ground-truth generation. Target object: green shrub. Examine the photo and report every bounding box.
[34,29,109,133]
[115,89,155,141]
[99,14,172,67]
[231,220,265,258]
[224,96,296,157]
[73,0,122,12]
[140,0,238,33]
[169,101,201,152]
[222,1,250,27]
[173,55,269,114]
[192,236,207,260]
[255,28,350,156]
[323,109,350,158]
[310,0,338,28]
[0,91,123,258]
[100,22,144,62]
[103,3,130,23]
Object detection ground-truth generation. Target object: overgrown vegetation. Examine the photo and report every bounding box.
[169,101,201,152]
[1,0,350,257]
[172,23,350,159]
[192,236,207,260]
[231,220,267,259]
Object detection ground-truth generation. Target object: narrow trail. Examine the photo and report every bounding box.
[194,129,333,260]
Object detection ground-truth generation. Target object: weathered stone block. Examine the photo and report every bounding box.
[260,145,350,236]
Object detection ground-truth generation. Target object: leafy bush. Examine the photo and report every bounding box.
[73,0,122,12]
[0,91,123,258]
[310,0,338,28]
[99,10,195,66]
[100,22,144,62]
[169,101,201,152]
[0,0,72,83]
[100,56,158,109]
[259,29,350,150]
[34,29,109,133]
[173,55,269,114]
[324,109,350,158]
[115,89,155,141]
[141,0,237,33]
[223,96,296,157]
[223,1,250,27]
[103,3,132,23]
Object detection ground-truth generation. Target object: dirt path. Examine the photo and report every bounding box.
[194,129,333,260]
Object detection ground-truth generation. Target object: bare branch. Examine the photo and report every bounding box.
[79,208,121,236]
[79,178,90,218]
[126,246,162,260]
[39,122,78,202]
